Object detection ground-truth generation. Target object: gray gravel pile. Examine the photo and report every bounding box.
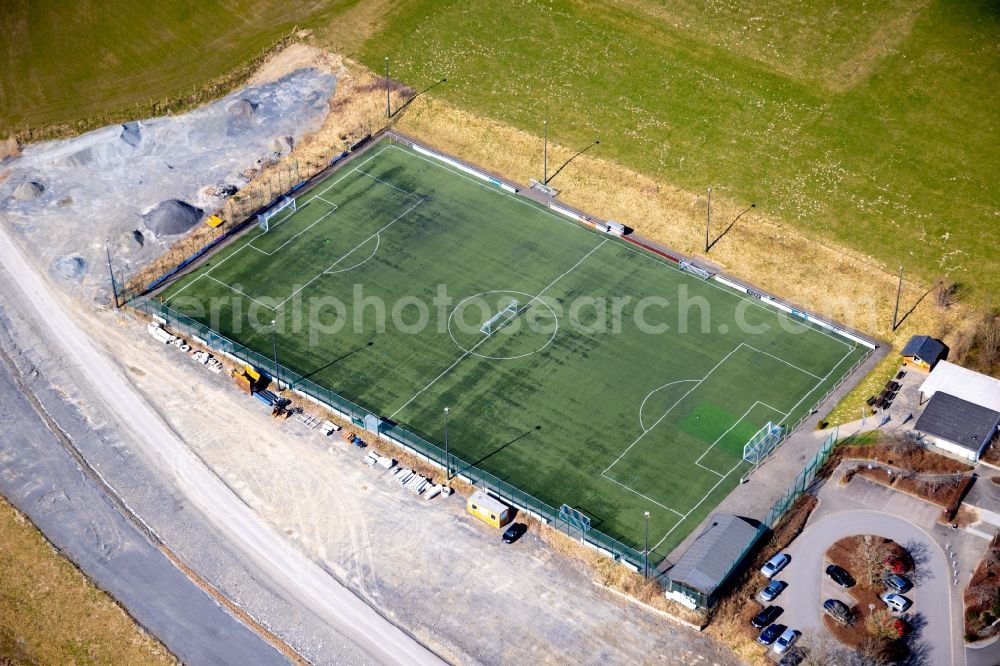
[0,68,336,293]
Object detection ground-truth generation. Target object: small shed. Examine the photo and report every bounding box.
[466,490,511,529]
[914,392,1000,462]
[664,514,763,609]
[901,335,947,371]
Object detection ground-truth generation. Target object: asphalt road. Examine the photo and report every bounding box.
[0,221,443,665]
[779,510,954,665]
[0,340,287,665]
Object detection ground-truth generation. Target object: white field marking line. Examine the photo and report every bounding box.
[602,343,746,476]
[249,203,340,257]
[205,275,276,310]
[315,195,338,208]
[165,154,391,301]
[600,474,685,516]
[388,145,594,239]
[392,143,856,353]
[387,238,609,421]
[693,400,787,468]
[326,234,380,275]
[778,345,856,429]
[275,199,425,310]
[355,169,423,199]
[650,345,858,551]
[638,379,700,432]
[743,344,823,380]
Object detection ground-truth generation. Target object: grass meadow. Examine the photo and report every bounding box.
[358,0,1000,305]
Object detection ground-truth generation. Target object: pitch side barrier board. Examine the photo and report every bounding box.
[713,275,877,349]
[409,143,519,194]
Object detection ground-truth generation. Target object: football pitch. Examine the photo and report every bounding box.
[159,137,869,559]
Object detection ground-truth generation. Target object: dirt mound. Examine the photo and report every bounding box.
[227,98,258,119]
[51,255,87,282]
[13,181,44,200]
[142,199,203,236]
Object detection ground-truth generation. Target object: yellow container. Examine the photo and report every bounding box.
[467,490,511,529]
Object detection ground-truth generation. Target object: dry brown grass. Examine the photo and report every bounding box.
[0,498,176,665]
[705,494,818,665]
[389,95,977,426]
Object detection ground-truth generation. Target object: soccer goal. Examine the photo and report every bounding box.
[742,421,785,464]
[679,260,713,280]
[480,299,520,335]
[257,196,297,232]
[559,504,592,534]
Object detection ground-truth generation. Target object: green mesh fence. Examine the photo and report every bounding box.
[135,296,648,571]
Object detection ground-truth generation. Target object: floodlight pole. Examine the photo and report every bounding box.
[270,319,280,391]
[644,511,650,580]
[385,57,391,118]
[892,265,904,330]
[444,406,450,484]
[105,240,120,309]
[543,119,548,185]
[705,187,712,253]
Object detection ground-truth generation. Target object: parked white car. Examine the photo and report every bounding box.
[760,553,790,579]
[773,627,799,655]
[880,591,912,613]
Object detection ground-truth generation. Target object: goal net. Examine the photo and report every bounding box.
[679,260,713,280]
[743,421,784,464]
[480,300,519,335]
[559,504,592,533]
[257,196,297,232]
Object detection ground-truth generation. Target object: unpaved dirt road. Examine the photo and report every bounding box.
[0,223,444,666]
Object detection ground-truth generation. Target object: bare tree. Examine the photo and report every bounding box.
[969,582,999,608]
[935,279,961,309]
[854,637,891,666]
[858,535,888,587]
[798,630,852,665]
[979,313,1000,370]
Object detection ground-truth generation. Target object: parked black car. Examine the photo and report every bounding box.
[825,564,856,588]
[502,522,528,544]
[823,599,853,625]
[757,623,787,646]
[883,572,912,594]
[751,605,783,629]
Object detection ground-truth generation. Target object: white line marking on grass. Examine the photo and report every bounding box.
[249,203,340,257]
[275,200,425,309]
[603,343,745,476]
[389,145,595,238]
[205,275,275,310]
[355,169,423,199]
[315,195,338,208]
[743,344,823,380]
[326,234,380,274]
[600,474,685,515]
[388,239,609,420]
[693,400,787,470]
[638,379,700,431]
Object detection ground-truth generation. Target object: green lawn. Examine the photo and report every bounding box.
[357,0,1000,304]
[0,0,350,135]
[159,138,868,559]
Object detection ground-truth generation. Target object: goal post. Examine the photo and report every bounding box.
[559,504,592,534]
[742,421,784,465]
[257,196,297,232]
[679,260,713,280]
[480,299,520,335]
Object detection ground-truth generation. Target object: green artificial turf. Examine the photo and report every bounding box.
[160,137,868,558]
